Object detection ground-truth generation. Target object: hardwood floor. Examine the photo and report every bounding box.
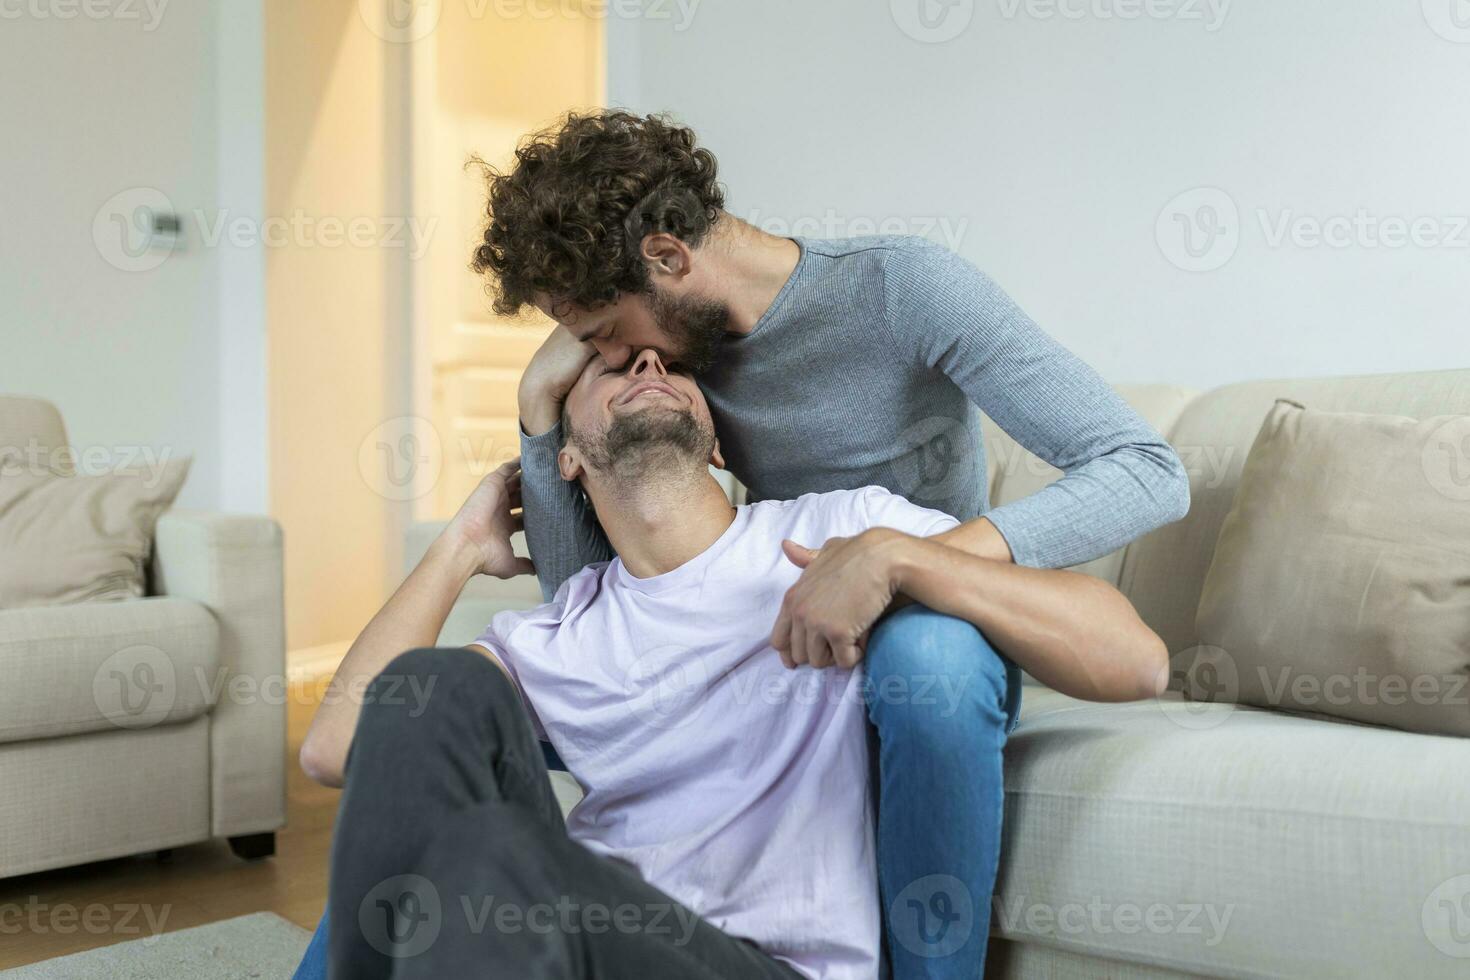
[0,684,335,970]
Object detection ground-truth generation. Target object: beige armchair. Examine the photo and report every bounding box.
[0,397,286,878]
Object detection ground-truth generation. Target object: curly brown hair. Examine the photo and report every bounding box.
[470,110,725,317]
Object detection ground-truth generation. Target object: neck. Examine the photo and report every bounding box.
[703,213,801,335]
[586,465,737,579]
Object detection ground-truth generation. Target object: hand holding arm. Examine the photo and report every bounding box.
[772,530,1167,702]
[298,459,531,788]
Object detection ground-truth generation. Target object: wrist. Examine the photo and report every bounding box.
[428,527,484,582]
[866,528,920,594]
[517,372,563,437]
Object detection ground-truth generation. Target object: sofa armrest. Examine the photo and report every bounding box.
[152,510,286,838]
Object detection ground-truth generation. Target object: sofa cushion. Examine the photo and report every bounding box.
[995,688,1470,978]
[0,597,221,743]
[0,456,192,608]
[1121,368,1470,657]
[1193,400,1470,736]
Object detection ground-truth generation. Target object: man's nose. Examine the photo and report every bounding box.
[627,348,667,377]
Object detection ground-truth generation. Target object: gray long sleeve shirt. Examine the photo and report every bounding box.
[520,235,1189,600]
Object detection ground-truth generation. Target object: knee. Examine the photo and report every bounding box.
[363,647,512,731]
[865,606,1009,738]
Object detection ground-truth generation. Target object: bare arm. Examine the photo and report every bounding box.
[888,532,1167,701]
[774,529,1167,702]
[298,460,530,788]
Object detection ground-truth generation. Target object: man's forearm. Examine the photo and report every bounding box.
[299,533,482,787]
[889,535,1167,702]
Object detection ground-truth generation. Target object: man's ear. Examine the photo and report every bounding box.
[709,437,725,471]
[557,446,586,483]
[641,232,692,282]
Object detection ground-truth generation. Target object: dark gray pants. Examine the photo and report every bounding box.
[328,647,804,980]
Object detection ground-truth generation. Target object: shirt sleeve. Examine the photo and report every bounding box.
[520,423,616,601]
[880,239,1190,568]
[856,485,960,538]
[468,612,548,740]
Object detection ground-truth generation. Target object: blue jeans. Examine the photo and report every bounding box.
[292,607,1019,980]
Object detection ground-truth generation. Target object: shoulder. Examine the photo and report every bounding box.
[742,488,888,539]
[488,561,615,643]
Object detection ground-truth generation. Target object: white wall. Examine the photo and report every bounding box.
[607,1,1470,388]
[0,1,268,511]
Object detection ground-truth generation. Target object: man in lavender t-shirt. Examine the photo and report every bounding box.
[302,349,1170,978]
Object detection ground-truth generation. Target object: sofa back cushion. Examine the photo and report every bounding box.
[0,396,74,477]
[1192,400,1470,736]
[1121,369,1470,656]
[0,457,192,607]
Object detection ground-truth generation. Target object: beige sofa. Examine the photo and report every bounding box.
[412,367,1470,979]
[0,397,286,878]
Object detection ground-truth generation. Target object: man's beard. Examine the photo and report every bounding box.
[649,288,729,375]
[579,404,715,479]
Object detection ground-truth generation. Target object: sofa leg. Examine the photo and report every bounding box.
[228,832,276,861]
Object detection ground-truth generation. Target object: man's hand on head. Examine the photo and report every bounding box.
[770,528,914,670]
[519,325,599,436]
[441,457,536,579]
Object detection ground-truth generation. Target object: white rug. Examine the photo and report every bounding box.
[0,912,312,980]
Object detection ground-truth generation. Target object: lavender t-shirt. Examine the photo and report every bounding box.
[471,486,957,980]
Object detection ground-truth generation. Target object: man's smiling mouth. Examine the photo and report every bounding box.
[619,381,681,405]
